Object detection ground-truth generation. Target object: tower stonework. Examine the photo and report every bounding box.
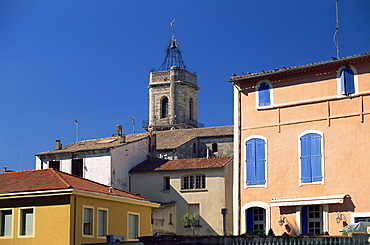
[144,22,200,132]
[146,67,199,131]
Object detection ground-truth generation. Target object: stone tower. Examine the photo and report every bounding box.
[144,21,199,131]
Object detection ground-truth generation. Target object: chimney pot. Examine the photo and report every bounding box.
[116,125,122,136]
[55,140,62,150]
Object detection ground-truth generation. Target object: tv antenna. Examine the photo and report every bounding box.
[334,0,340,58]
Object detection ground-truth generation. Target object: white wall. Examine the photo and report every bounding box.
[111,137,149,191]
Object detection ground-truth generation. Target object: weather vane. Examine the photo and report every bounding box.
[170,19,176,38]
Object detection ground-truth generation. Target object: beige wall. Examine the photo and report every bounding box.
[236,59,370,235]
[131,167,233,235]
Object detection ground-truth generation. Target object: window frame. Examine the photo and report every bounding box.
[256,80,273,108]
[241,202,270,235]
[163,176,170,191]
[72,158,84,177]
[49,160,60,171]
[244,136,268,188]
[336,65,358,97]
[97,208,108,238]
[18,207,35,238]
[0,208,13,238]
[160,96,169,119]
[181,174,206,190]
[298,130,325,186]
[82,206,94,237]
[127,212,140,241]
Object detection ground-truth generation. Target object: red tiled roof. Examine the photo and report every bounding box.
[130,155,233,173]
[0,169,150,201]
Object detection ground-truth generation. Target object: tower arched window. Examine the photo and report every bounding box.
[161,97,169,118]
[189,98,193,120]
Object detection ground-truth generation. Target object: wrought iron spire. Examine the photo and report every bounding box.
[157,19,187,71]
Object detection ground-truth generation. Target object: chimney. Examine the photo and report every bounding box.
[55,140,62,150]
[116,125,122,136]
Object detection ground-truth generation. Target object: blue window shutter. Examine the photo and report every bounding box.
[311,134,323,182]
[344,68,355,94]
[301,206,308,235]
[255,139,266,185]
[300,135,312,183]
[247,208,253,231]
[246,139,256,185]
[258,83,270,106]
[340,69,346,94]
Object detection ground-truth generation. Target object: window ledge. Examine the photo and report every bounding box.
[180,188,208,193]
[162,190,170,193]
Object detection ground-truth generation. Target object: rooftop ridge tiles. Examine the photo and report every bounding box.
[230,52,370,81]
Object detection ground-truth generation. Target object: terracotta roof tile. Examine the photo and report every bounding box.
[130,155,233,173]
[0,169,150,201]
[156,126,233,150]
[229,52,370,82]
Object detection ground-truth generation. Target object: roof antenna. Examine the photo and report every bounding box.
[75,120,79,142]
[131,116,136,134]
[334,0,340,58]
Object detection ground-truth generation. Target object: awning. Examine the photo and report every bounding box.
[270,194,349,207]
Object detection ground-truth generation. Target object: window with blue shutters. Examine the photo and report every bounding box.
[340,67,355,95]
[246,138,266,186]
[300,133,323,184]
[258,82,271,107]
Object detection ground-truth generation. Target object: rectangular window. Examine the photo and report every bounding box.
[83,207,93,236]
[0,209,12,237]
[246,138,266,186]
[72,159,83,177]
[163,177,170,190]
[340,68,355,95]
[98,209,107,237]
[128,214,139,240]
[300,133,323,184]
[182,175,205,190]
[49,160,60,171]
[212,143,218,153]
[20,208,34,236]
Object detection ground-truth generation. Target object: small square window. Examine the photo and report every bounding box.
[163,177,170,190]
[49,161,60,171]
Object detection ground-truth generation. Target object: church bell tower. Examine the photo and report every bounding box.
[144,20,199,132]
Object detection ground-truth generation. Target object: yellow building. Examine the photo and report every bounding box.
[0,168,159,245]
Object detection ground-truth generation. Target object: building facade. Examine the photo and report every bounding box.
[130,156,233,236]
[35,126,155,191]
[0,169,159,245]
[231,52,370,236]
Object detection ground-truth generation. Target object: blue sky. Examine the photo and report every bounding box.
[0,0,369,171]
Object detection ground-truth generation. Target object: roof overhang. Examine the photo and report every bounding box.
[270,194,349,207]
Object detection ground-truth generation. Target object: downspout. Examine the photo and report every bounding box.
[232,82,242,235]
[73,196,77,245]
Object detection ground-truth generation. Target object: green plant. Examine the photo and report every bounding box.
[341,227,355,236]
[181,213,197,235]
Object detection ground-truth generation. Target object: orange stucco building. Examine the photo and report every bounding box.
[230,52,370,236]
